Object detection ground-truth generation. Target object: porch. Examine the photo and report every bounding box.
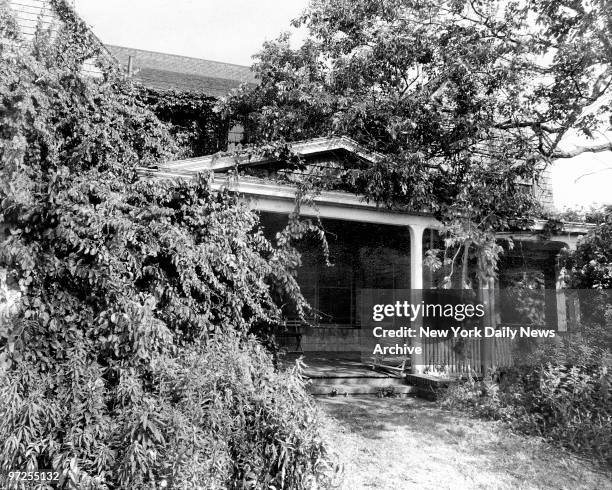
[262,208,586,377]
[145,137,592,378]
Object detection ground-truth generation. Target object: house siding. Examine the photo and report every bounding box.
[535,167,555,210]
[7,0,59,40]
[7,0,105,77]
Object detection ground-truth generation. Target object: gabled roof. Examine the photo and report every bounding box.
[106,45,256,96]
[153,136,383,174]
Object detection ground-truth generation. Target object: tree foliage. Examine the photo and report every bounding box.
[222,0,612,280]
[561,206,612,351]
[564,205,612,290]
[0,3,334,488]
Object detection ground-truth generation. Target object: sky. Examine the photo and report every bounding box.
[75,0,308,66]
[551,144,612,211]
[75,0,611,211]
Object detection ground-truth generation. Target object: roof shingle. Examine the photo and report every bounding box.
[106,44,256,96]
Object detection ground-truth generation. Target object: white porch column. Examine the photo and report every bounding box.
[409,224,426,374]
[409,225,425,290]
[555,259,568,332]
[479,277,494,374]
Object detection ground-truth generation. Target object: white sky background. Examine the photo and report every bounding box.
[75,0,611,211]
[75,0,308,65]
[552,133,612,210]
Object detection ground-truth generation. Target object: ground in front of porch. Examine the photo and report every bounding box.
[319,396,612,490]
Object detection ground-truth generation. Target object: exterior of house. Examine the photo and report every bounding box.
[7,0,591,378]
[142,136,591,376]
[6,1,254,94]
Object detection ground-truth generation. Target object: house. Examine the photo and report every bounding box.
[7,0,592,385]
[141,136,591,379]
[6,1,255,96]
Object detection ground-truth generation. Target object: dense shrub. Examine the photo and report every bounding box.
[0,3,334,488]
[440,336,611,465]
[441,209,612,465]
[155,334,334,489]
[562,205,612,291]
[0,332,335,489]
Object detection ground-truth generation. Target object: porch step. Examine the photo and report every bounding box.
[307,375,455,398]
[307,375,403,387]
[307,375,415,396]
[308,383,418,396]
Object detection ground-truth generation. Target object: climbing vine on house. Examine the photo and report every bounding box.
[135,87,231,158]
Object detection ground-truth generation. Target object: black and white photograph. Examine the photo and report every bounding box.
[1,0,611,488]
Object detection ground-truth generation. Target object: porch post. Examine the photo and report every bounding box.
[544,255,568,332]
[479,277,495,375]
[409,224,426,374]
[555,258,568,332]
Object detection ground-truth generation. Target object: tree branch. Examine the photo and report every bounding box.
[552,141,612,159]
[494,120,560,132]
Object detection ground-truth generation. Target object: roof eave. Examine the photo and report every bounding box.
[159,136,383,173]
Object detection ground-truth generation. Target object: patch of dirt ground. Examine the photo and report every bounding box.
[318,396,612,490]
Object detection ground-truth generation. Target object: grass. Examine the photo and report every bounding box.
[318,396,612,490]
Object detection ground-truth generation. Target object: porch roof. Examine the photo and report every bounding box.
[140,169,438,228]
[154,136,384,173]
[139,136,594,244]
[138,136,440,227]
